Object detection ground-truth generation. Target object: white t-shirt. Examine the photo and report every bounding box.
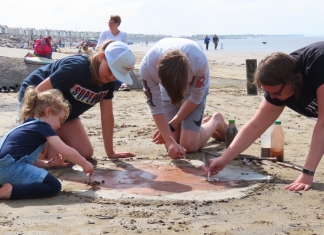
[140,38,210,115]
[97,30,128,48]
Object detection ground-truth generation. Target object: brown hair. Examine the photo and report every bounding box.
[19,86,70,123]
[110,15,121,26]
[254,52,302,97]
[88,39,114,86]
[157,49,189,106]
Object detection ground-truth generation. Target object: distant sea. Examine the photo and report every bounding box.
[195,36,324,53]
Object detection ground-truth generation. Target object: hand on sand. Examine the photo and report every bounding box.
[108,151,136,159]
[167,142,186,159]
[284,173,313,191]
[82,161,94,175]
[47,154,70,167]
[203,157,227,176]
[152,130,165,144]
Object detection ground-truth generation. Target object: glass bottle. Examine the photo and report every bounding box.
[270,120,284,162]
[225,119,238,148]
[260,125,273,158]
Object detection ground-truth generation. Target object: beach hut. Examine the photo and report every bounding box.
[92,32,100,38]
[39,29,47,37]
[52,30,58,37]
[62,30,68,37]
[27,28,36,37]
[7,27,21,35]
[21,28,29,36]
[34,29,41,37]
[0,25,8,34]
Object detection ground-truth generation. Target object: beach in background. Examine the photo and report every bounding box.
[4,36,324,81]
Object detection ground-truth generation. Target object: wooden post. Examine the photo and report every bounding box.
[246,59,257,95]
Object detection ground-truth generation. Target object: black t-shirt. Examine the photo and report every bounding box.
[19,55,115,121]
[0,118,57,161]
[265,41,324,118]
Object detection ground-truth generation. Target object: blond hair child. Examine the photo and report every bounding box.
[0,87,94,199]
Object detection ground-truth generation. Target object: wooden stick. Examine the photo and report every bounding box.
[200,150,277,162]
[201,150,302,172]
[260,161,272,167]
[277,162,302,171]
[236,155,277,162]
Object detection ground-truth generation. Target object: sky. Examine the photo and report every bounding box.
[1,0,323,37]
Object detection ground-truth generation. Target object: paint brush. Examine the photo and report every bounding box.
[202,153,211,181]
[170,135,185,159]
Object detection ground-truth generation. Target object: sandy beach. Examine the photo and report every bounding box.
[1,44,324,234]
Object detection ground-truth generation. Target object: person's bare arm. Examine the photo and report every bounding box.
[100,99,136,158]
[207,99,284,174]
[47,136,94,175]
[285,84,324,191]
[168,99,198,129]
[36,77,53,92]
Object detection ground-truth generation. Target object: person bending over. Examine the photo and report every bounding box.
[205,41,324,192]
[140,38,227,159]
[18,40,136,160]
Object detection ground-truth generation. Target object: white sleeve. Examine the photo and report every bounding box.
[122,32,128,44]
[96,31,106,48]
[140,62,165,116]
[188,57,210,104]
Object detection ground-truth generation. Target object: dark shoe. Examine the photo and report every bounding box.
[8,84,19,93]
[0,86,9,93]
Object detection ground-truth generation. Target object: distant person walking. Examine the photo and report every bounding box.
[213,34,219,50]
[204,35,211,50]
[96,15,131,91]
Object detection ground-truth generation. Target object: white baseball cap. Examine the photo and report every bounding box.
[105,41,136,85]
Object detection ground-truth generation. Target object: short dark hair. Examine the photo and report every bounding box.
[110,15,121,26]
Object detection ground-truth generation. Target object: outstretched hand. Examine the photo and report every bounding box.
[167,142,186,159]
[202,157,227,176]
[284,173,313,191]
[152,130,165,144]
[82,161,94,175]
[47,154,70,167]
[108,151,136,159]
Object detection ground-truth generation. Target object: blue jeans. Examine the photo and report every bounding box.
[0,144,48,185]
[34,53,52,59]
[0,119,61,199]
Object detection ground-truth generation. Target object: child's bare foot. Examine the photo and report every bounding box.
[0,183,13,199]
[203,113,227,141]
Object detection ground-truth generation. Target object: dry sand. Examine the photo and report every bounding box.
[0,45,324,234]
